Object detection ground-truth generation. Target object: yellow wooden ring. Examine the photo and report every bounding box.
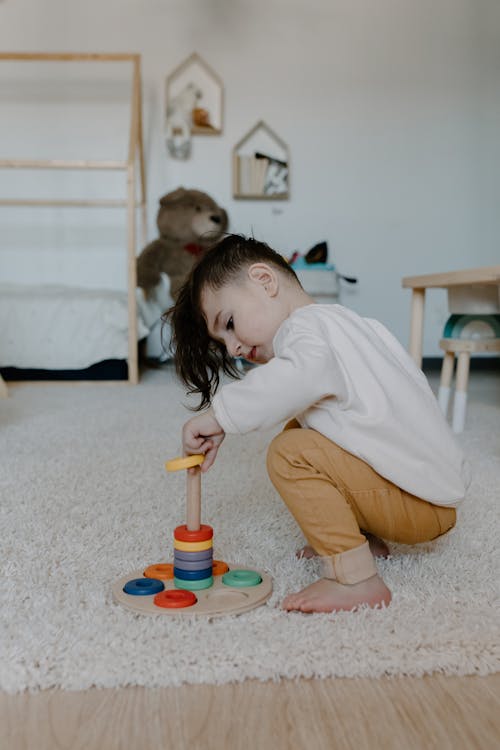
[174,538,213,552]
[165,455,205,472]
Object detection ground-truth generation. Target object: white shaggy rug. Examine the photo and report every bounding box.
[0,368,499,693]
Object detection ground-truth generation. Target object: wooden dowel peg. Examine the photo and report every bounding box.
[165,454,205,533]
[186,467,201,531]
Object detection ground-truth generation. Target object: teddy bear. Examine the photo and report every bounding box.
[136,187,228,303]
[165,82,202,159]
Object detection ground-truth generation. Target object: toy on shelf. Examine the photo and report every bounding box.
[287,241,358,304]
[112,454,273,617]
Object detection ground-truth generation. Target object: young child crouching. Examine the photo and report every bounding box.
[167,234,470,613]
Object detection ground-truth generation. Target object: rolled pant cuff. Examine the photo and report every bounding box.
[320,541,378,584]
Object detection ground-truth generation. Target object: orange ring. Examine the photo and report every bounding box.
[212,560,229,576]
[165,455,205,472]
[174,524,213,543]
[143,563,174,580]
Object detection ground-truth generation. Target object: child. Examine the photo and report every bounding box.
[168,234,471,613]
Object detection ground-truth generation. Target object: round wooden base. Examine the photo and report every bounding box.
[112,564,273,618]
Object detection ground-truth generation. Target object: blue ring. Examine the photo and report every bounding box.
[173,566,213,581]
[123,577,164,596]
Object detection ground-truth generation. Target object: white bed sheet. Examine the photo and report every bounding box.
[0,282,160,370]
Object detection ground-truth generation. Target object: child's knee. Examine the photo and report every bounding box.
[433,506,457,539]
[386,506,456,545]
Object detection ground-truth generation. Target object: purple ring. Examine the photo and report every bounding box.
[173,549,213,562]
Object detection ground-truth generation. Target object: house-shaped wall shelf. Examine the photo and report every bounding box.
[165,53,223,135]
[232,120,290,200]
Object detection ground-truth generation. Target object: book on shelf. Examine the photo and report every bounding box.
[237,154,271,195]
[238,155,253,195]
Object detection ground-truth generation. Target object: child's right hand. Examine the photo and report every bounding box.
[182,407,225,472]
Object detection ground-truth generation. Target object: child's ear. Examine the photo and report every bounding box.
[247,263,278,296]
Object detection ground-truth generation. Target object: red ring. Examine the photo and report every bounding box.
[153,589,197,609]
[174,524,213,542]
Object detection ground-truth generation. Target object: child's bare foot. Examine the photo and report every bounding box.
[296,544,318,559]
[282,574,392,613]
[363,533,390,558]
[296,533,390,560]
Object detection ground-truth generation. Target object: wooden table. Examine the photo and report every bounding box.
[402,265,500,366]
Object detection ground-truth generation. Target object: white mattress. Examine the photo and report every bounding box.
[0,281,168,370]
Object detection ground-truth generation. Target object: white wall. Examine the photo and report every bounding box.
[0,0,499,355]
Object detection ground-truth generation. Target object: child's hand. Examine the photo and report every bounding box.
[182,408,225,472]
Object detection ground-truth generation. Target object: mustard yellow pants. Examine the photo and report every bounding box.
[266,422,456,556]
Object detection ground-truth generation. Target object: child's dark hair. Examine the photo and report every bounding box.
[165,233,300,410]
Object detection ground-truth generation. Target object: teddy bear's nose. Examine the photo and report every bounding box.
[210,214,222,224]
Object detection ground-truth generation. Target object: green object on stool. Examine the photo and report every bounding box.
[443,314,500,340]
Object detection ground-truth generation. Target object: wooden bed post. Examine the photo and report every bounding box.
[136,61,148,249]
[126,56,140,385]
[0,53,147,387]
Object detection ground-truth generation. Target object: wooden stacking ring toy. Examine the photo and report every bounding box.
[166,455,214,590]
[113,453,273,617]
[114,565,272,616]
[123,578,164,596]
[222,569,263,588]
[174,566,213,580]
[154,589,197,609]
[165,455,205,471]
[212,560,230,576]
[174,549,212,562]
[173,575,214,591]
[173,538,213,552]
[143,563,174,580]
[173,557,214,572]
[174,524,213,542]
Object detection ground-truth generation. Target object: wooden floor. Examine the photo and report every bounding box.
[1,673,499,750]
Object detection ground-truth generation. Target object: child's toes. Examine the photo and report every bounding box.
[282,593,301,610]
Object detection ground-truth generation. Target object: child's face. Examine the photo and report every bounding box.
[201,265,287,364]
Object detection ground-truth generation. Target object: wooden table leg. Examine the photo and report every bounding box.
[408,288,426,367]
[0,375,8,398]
[452,350,470,433]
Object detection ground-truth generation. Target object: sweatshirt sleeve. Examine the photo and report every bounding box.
[212,322,347,434]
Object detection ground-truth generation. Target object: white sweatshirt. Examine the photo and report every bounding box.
[212,304,471,506]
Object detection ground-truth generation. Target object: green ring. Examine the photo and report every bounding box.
[174,576,213,591]
[222,569,262,588]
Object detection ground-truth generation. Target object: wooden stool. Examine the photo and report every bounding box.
[438,337,500,433]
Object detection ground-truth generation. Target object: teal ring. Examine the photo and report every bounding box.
[174,575,214,591]
[222,569,262,588]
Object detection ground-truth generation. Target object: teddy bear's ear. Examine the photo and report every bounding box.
[159,187,186,207]
[220,208,229,230]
